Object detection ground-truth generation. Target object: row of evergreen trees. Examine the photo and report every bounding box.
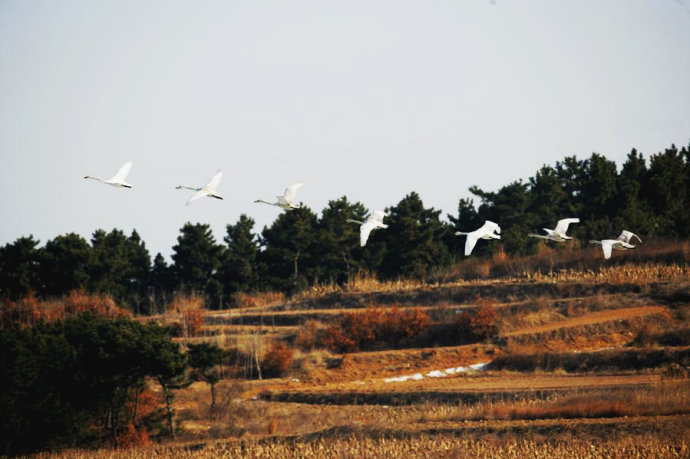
[1,143,688,311]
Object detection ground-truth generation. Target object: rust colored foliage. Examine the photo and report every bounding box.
[122,389,162,425]
[114,423,152,450]
[63,290,131,318]
[163,293,205,337]
[456,298,499,341]
[0,290,130,329]
[262,342,295,377]
[183,308,204,337]
[321,306,430,353]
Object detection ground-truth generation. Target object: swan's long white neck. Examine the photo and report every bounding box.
[346,219,364,225]
[176,185,201,191]
[255,199,279,207]
[84,175,103,182]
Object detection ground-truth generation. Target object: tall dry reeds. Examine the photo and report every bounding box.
[231,291,285,309]
[162,293,205,338]
[33,432,689,458]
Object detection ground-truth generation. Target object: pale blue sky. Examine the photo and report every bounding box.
[1,1,689,259]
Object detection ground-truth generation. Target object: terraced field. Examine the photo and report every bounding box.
[124,279,690,456]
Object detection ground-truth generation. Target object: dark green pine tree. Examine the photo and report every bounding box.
[683,143,690,238]
[220,214,259,303]
[554,155,586,218]
[615,149,653,236]
[0,314,188,454]
[314,197,369,284]
[88,229,151,312]
[377,192,451,280]
[258,207,318,292]
[0,235,42,300]
[123,230,151,314]
[527,165,567,236]
[187,342,225,407]
[171,223,225,309]
[0,322,81,455]
[646,144,688,237]
[577,153,619,239]
[148,253,175,314]
[38,233,91,298]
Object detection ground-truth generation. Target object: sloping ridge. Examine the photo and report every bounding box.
[504,306,667,337]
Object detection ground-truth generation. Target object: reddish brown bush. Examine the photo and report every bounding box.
[457,298,499,341]
[64,290,130,318]
[319,306,430,353]
[122,389,162,425]
[0,290,130,330]
[294,320,327,350]
[262,342,295,378]
[114,422,152,449]
[320,326,358,353]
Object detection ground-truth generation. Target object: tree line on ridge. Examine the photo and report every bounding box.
[0,143,688,311]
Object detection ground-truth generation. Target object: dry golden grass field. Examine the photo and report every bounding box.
[39,263,690,457]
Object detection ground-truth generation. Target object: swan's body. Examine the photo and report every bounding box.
[590,229,641,259]
[454,220,501,256]
[255,182,304,210]
[84,161,133,188]
[176,170,223,206]
[617,230,642,245]
[347,210,389,247]
[528,218,579,242]
[589,239,635,260]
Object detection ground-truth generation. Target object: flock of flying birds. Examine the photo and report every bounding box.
[461,218,643,260]
[84,161,642,260]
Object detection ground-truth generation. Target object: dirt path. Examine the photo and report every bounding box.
[271,372,663,394]
[203,292,635,319]
[504,305,667,337]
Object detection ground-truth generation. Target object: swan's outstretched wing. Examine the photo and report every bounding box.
[554,218,579,235]
[601,240,613,260]
[480,220,501,235]
[360,221,378,247]
[205,171,222,192]
[284,182,303,202]
[372,210,387,224]
[617,230,641,244]
[464,233,480,256]
[110,161,132,182]
[186,189,208,206]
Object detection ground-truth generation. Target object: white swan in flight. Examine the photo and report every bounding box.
[454,220,501,256]
[528,218,579,242]
[84,161,133,188]
[347,210,389,247]
[617,230,642,245]
[255,182,304,210]
[175,170,223,206]
[589,239,634,260]
[590,230,642,260]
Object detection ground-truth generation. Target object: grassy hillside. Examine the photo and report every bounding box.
[7,258,690,457]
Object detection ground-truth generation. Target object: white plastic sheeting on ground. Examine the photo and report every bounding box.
[384,362,489,383]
